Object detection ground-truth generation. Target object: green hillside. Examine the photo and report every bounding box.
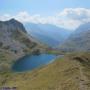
[0,52,90,90]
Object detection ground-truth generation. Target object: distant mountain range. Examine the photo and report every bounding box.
[0,18,90,55]
[60,22,90,52]
[25,23,72,47]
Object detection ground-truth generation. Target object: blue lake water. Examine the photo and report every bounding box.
[12,54,57,72]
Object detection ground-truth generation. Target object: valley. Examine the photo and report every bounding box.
[0,19,90,90]
[25,23,72,47]
[1,0,90,90]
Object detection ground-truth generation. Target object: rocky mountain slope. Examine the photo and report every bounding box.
[59,23,90,52]
[0,19,45,71]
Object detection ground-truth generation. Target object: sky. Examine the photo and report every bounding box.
[0,0,90,30]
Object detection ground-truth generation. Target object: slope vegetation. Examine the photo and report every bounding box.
[0,52,90,90]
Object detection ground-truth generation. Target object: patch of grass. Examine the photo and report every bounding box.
[0,50,16,71]
[47,49,65,55]
[0,52,90,90]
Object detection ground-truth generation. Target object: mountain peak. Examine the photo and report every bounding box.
[8,18,21,25]
[9,18,20,23]
[0,19,27,33]
[9,18,17,22]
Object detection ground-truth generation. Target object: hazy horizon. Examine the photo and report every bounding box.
[0,0,90,30]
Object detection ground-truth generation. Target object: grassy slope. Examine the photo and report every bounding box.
[0,50,17,71]
[0,52,90,90]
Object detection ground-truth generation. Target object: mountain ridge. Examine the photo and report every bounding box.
[0,19,46,71]
[59,22,90,52]
[25,23,72,47]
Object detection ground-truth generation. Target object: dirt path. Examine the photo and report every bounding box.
[77,62,88,90]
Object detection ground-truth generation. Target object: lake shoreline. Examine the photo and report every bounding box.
[12,54,61,72]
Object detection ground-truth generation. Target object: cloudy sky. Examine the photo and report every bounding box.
[0,0,90,30]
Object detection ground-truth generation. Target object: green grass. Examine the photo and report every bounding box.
[47,49,65,55]
[0,52,90,90]
[0,50,15,71]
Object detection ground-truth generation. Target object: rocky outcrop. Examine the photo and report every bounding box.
[0,19,45,71]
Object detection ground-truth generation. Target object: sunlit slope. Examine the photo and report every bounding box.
[0,52,90,90]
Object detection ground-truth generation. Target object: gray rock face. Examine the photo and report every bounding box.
[0,19,26,33]
[0,19,46,71]
[0,19,41,57]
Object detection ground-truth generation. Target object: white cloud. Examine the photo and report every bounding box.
[56,8,90,29]
[58,8,90,20]
[0,8,90,30]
